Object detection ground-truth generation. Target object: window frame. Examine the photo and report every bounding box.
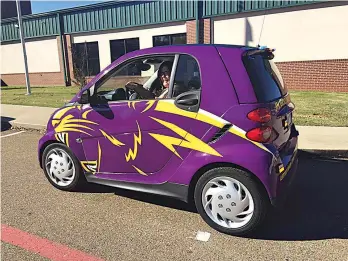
[91,54,178,103]
[169,53,202,98]
[83,52,202,105]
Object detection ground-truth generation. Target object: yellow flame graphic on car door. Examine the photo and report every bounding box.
[148,117,222,159]
[132,165,147,176]
[128,101,139,110]
[80,141,102,174]
[125,121,142,162]
[141,100,157,113]
[100,129,125,147]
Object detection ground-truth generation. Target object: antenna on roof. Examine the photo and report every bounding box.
[257,10,267,47]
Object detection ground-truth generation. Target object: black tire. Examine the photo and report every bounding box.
[42,143,87,191]
[194,167,269,236]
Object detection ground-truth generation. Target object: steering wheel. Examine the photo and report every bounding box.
[125,82,155,100]
[125,85,139,100]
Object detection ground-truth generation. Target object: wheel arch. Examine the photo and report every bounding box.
[39,140,62,168]
[187,162,270,205]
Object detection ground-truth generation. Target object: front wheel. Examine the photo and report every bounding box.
[42,143,86,191]
[194,167,269,236]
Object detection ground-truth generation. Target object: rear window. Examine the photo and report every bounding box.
[243,52,287,102]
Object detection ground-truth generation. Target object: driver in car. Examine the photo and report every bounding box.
[125,61,173,99]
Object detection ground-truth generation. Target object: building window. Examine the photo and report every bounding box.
[110,38,140,62]
[153,33,187,47]
[72,42,100,77]
[110,38,140,75]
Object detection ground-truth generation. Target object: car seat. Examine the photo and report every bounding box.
[111,88,127,101]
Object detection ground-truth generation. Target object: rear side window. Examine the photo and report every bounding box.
[172,54,201,97]
[243,53,287,102]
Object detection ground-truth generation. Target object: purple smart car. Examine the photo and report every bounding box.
[38,44,299,236]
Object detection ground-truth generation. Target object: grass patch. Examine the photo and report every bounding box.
[1,86,80,108]
[1,86,348,126]
[290,91,348,127]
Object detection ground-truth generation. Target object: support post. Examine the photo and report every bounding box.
[16,0,31,95]
[195,0,200,44]
[57,13,68,85]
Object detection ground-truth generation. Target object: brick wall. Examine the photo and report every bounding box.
[1,36,66,87]
[186,18,211,44]
[276,59,348,92]
[186,20,196,44]
[199,18,210,44]
[1,72,65,86]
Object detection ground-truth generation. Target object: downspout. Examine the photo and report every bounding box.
[57,13,68,85]
[195,0,200,44]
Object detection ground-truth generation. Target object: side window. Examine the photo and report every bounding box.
[172,55,201,98]
[93,56,175,103]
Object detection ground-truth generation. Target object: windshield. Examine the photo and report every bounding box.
[243,52,287,102]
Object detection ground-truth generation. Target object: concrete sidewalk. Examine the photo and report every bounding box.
[1,104,348,153]
[1,104,56,130]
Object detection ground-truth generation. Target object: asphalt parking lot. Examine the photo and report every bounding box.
[1,127,348,261]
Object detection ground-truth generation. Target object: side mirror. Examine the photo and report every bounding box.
[80,91,89,104]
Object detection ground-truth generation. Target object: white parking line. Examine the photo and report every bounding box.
[1,131,26,138]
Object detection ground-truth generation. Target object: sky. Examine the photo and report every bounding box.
[31,1,104,13]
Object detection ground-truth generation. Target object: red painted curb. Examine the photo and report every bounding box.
[1,224,105,261]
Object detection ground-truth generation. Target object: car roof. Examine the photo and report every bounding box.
[113,44,256,64]
[151,43,255,48]
[139,43,256,53]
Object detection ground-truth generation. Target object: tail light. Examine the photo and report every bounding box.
[246,126,272,143]
[247,108,271,123]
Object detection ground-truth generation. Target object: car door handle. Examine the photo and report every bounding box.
[176,98,198,106]
[174,90,200,112]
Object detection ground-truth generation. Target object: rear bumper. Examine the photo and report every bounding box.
[270,126,299,207]
[271,150,299,207]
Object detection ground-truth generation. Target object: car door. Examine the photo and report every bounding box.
[78,53,215,183]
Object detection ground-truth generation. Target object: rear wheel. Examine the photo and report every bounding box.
[194,167,269,236]
[42,143,86,191]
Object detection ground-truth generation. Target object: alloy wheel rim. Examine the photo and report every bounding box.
[202,176,254,229]
[45,148,75,187]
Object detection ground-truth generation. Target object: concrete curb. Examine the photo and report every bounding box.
[298,149,348,159]
[1,120,46,133]
[11,121,46,131]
